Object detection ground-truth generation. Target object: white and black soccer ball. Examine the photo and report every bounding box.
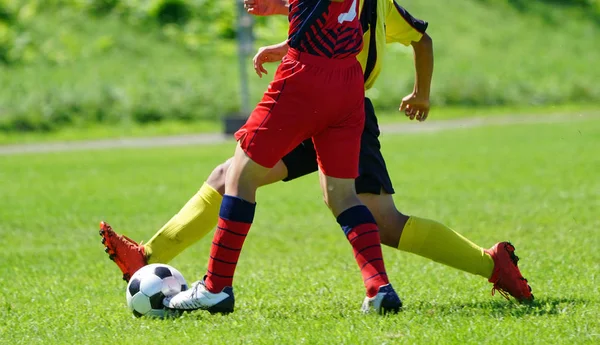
[126,263,188,318]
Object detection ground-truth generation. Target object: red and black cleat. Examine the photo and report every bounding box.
[99,221,147,282]
[485,242,534,303]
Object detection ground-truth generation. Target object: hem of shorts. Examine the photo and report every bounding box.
[239,145,278,170]
[356,185,395,195]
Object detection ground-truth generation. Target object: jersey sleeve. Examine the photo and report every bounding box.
[385,0,428,46]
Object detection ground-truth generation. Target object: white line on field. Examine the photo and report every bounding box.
[0,113,596,156]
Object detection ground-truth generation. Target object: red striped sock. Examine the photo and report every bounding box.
[338,205,389,297]
[205,195,255,293]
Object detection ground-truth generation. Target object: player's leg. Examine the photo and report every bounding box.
[163,143,275,313]
[143,141,317,267]
[354,98,533,301]
[164,54,316,312]
[199,144,271,297]
[312,90,401,313]
[317,172,401,314]
[206,159,290,195]
[354,112,494,276]
[142,159,288,264]
[360,192,533,301]
[99,157,289,282]
[358,192,495,278]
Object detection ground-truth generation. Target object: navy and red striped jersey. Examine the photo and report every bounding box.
[288,0,363,59]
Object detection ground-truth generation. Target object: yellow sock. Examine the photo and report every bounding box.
[398,216,494,279]
[144,182,222,264]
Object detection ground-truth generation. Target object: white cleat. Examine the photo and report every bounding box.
[163,278,235,314]
[361,284,402,315]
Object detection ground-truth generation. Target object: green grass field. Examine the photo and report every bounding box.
[1,116,599,344]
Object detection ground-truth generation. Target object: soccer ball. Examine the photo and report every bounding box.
[125,263,188,318]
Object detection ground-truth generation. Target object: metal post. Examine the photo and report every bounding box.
[224,0,254,135]
[237,0,253,115]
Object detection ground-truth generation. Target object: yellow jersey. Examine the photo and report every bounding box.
[356,0,428,90]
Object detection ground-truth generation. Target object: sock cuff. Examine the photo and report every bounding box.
[199,182,222,203]
[336,205,376,236]
[220,195,256,223]
[398,216,428,251]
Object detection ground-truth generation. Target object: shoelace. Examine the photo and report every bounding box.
[490,243,531,300]
[114,233,143,253]
[190,280,205,297]
[491,285,511,301]
[174,281,206,309]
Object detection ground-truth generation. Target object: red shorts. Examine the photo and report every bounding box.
[234,48,365,179]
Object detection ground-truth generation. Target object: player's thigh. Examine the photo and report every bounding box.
[226,145,272,201]
[312,105,365,179]
[225,156,287,201]
[206,158,233,195]
[234,59,313,170]
[207,156,286,195]
[260,160,289,187]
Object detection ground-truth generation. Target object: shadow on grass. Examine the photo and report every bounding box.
[149,297,592,320]
[411,296,590,318]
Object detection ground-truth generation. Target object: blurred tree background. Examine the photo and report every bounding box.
[0,0,598,134]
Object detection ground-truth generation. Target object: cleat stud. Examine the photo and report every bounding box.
[101,238,106,244]
[104,247,110,253]
[99,230,103,236]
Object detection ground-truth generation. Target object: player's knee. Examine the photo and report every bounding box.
[357,192,409,247]
[322,188,360,216]
[378,210,409,248]
[206,158,232,195]
[321,194,344,214]
[319,175,361,215]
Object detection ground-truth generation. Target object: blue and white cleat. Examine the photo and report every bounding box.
[361,284,402,314]
[163,278,234,314]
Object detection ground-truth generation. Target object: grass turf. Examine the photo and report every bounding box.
[0,117,598,344]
